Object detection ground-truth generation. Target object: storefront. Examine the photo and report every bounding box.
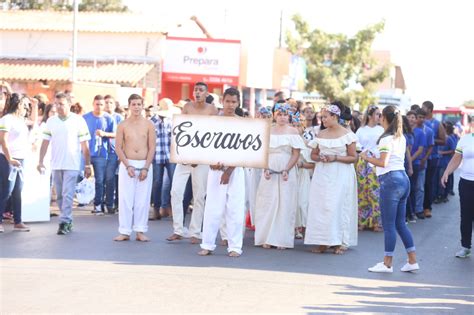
[161,37,241,102]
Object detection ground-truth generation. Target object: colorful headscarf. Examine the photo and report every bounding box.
[258,106,272,117]
[291,111,301,124]
[274,103,291,114]
[324,104,341,116]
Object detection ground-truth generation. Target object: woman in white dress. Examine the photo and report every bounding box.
[305,103,358,254]
[295,105,317,238]
[254,104,306,249]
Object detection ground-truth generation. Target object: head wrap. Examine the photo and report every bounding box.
[274,103,291,114]
[324,104,341,116]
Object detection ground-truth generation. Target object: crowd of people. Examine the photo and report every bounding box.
[1,79,473,272]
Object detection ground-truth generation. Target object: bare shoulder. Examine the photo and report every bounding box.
[182,102,193,113]
[207,103,218,115]
[317,128,329,138]
[146,119,155,129]
[287,126,300,135]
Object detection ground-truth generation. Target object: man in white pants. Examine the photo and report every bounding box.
[113,94,156,242]
[167,82,217,244]
[198,88,246,257]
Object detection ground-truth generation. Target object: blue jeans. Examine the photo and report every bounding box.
[0,154,23,224]
[91,156,107,207]
[379,170,416,256]
[105,153,119,209]
[415,168,426,214]
[152,162,176,210]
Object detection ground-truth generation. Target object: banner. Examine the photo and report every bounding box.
[170,115,270,168]
[163,37,240,85]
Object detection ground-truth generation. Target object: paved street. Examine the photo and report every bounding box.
[1,183,473,314]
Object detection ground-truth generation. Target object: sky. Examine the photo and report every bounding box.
[124,0,474,107]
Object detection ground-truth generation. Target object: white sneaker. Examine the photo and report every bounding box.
[368,262,393,273]
[401,262,420,272]
[92,205,104,216]
[455,248,471,258]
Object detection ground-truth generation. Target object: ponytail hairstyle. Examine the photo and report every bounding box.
[377,105,403,144]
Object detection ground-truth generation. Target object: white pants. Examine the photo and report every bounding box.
[201,168,246,254]
[170,164,208,238]
[118,160,153,235]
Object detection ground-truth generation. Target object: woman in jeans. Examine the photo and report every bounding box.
[441,115,474,258]
[361,105,419,273]
[0,93,37,233]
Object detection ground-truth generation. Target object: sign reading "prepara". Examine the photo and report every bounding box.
[163,37,240,85]
[170,115,270,169]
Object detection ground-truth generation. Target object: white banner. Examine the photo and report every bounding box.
[170,115,270,169]
[163,37,240,77]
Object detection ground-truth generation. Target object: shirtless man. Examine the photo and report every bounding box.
[114,94,156,242]
[167,82,218,243]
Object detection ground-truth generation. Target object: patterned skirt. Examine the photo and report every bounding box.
[356,158,381,229]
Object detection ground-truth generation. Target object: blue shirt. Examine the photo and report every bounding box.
[83,112,116,158]
[109,113,124,154]
[424,118,441,159]
[439,134,457,168]
[411,127,426,166]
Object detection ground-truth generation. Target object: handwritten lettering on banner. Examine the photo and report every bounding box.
[170,115,270,168]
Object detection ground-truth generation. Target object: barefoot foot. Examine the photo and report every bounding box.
[262,244,271,249]
[113,234,130,241]
[190,237,201,244]
[166,233,183,241]
[228,251,241,257]
[333,245,348,255]
[136,232,150,242]
[198,249,212,256]
[311,245,329,253]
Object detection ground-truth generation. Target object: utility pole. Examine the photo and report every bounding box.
[71,0,78,83]
[278,10,283,48]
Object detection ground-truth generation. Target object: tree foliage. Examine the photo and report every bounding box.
[286,14,389,109]
[6,0,128,12]
[462,100,474,108]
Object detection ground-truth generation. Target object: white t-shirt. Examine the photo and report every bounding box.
[42,113,91,171]
[356,125,384,153]
[376,135,406,176]
[456,133,474,181]
[0,114,29,159]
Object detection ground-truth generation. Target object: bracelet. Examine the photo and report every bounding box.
[126,165,135,170]
[141,168,149,172]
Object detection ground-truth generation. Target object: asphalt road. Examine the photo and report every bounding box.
[1,184,473,314]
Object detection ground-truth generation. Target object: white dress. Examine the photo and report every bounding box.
[295,148,314,228]
[304,132,358,247]
[254,134,307,248]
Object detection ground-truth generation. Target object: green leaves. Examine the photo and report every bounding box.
[286,15,387,110]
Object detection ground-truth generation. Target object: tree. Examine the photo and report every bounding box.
[462,100,474,108]
[5,0,128,12]
[286,14,389,109]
